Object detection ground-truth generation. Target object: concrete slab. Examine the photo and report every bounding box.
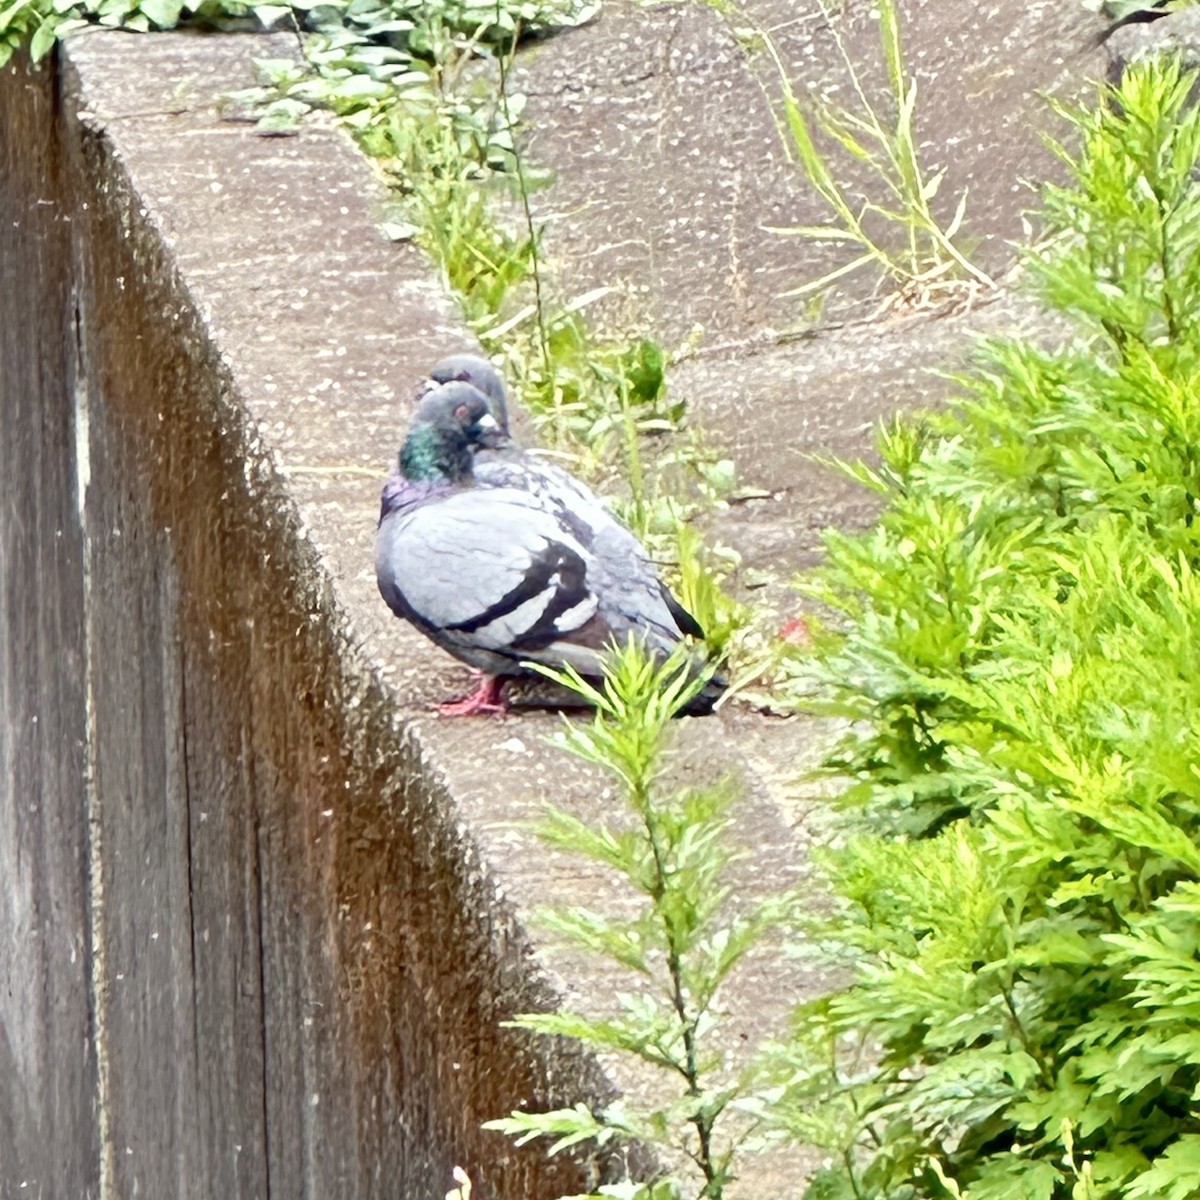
[0,1,1113,1195]
[512,0,1108,343]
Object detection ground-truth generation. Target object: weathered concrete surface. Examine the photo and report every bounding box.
[0,5,1111,1199]
[512,0,1109,587]
[674,292,1076,578]
[515,0,1108,344]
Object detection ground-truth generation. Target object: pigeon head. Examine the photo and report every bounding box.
[400,382,503,483]
[428,354,510,435]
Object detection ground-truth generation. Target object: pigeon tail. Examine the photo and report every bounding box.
[679,671,728,717]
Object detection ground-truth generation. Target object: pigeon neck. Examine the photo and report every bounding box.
[399,423,473,484]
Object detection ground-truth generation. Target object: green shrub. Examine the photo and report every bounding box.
[774,58,1200,1200]
[798,57,1200,837]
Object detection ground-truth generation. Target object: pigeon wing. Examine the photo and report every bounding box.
[474,450,705,643]
[376,488,603,673]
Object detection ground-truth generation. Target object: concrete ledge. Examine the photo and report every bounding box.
[1,31,631,1200]
[1,27,819,1200]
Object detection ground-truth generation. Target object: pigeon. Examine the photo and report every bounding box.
[423,354,707,644]
[377,380,723,716]
[426,353,511,427]
[424,354,598,509]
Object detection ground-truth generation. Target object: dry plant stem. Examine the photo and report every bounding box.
[620,381,650,540]
[814,0,995,290]
[716,0,996,299]
[494,9,551,373]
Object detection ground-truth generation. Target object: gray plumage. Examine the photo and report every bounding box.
[378,376,722,713]
[424,355,705,641]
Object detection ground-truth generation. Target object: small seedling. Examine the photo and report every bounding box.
[486,641,787,1200]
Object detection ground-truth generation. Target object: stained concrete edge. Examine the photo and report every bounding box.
[2,30,662,1200]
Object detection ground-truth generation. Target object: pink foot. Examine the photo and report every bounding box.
[436,674,507,717]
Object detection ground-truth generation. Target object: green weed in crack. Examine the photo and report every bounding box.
[363,57,749,662]
[485,641,788,1200]
[700,0,995,311]
[290,3,751,662]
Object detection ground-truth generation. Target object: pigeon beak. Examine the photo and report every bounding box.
[474,412,507,449]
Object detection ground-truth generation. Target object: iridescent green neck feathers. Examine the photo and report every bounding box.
[399,421,473,483]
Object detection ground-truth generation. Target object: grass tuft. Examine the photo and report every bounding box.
[706,0,996,310]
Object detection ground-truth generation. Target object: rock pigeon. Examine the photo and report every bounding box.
[427,353,511,428]
[377,380,723,716]
[424,354,707,643]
